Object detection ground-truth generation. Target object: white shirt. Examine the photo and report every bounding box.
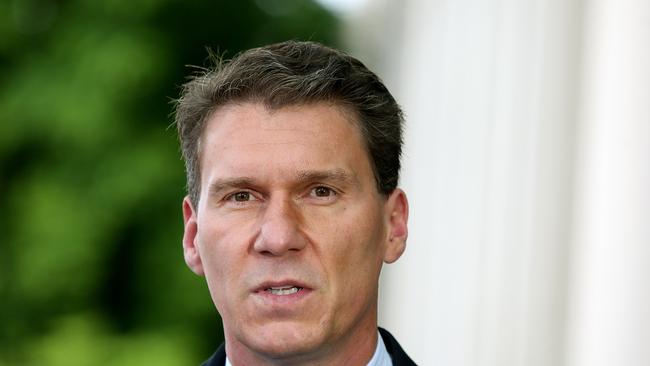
[225,331,392,366]
[367,330,393,366]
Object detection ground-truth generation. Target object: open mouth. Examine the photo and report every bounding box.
[265,286,303,295]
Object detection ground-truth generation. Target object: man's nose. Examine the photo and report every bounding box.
[253,197,307,256]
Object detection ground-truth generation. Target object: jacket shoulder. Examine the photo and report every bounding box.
[200,343,226,366]
[379,327,418,366]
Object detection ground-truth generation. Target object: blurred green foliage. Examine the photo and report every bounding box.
[0,0,339,364]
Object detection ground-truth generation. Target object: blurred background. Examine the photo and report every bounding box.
[0,0,339,365]
[1,0,648,365]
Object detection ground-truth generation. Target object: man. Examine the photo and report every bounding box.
[175,41,415,365]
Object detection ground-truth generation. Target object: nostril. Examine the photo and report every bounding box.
[254,220,307,255]
[258,249,276,256]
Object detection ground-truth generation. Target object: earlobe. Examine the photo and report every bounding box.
[182,197,204,276]
[383,189,409,264]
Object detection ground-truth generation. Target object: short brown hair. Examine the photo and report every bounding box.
[174,41,404,208]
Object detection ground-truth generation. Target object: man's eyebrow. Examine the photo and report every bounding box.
[208,177,256,196]
[295,169,359,187]
[207,169,360,196]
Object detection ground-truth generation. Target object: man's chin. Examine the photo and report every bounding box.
[234,322,331,360]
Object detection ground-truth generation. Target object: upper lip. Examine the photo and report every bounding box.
[253,279,311,293]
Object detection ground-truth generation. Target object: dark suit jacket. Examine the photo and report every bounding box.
[201,327,417,365]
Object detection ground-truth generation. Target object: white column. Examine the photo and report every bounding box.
[566,1,650,365]
[360,0,582,365]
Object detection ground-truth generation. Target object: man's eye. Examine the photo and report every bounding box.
[311,186,335,198]
[228,191,255,202]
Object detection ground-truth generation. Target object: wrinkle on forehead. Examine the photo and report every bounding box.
[201,102,361,153]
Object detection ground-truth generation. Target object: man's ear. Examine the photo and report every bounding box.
[183,196,204,276]
[382,188,409,264]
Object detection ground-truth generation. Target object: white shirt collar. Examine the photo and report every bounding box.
[368,330,393,366]
[224,330,392,366]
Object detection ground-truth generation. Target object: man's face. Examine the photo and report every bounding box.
[182,102,408,362]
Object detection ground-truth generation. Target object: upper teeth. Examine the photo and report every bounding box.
[266,286,301,295]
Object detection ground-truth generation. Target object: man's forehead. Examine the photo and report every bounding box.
[197,101,373,184]
[197,102,367,159]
